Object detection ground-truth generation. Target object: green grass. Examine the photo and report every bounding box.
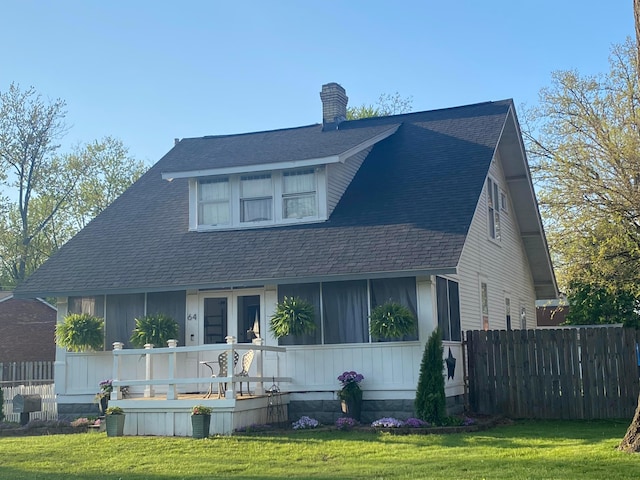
[0,420,637,479]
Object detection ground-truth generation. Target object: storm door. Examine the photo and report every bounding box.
[200,289,263,345]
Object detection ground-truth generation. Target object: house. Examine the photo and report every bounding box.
[0,291,56,364]
[14,83,557,434]
[536,298,569,327]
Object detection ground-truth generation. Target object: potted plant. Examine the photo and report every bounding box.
[191,405,212,439]
[104,406,125,437]
[55,313,104,352]
[95,379,113,414]
[337,371,364,421]
[269,296,316,338]
[129,313,179,348]
[369,301,417,340]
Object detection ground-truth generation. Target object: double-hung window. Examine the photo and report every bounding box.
[487,177,501,241]
[282,169,317,219]
[198,178,230,226]
[240,174,273,223]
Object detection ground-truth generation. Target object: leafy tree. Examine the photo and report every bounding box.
[564,281,640,328]
[524,38,640,297]
[347,92,413,120]
[0,83,147,287]
[414,328,445,424]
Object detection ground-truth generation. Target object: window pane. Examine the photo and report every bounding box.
[449,281,461,341]
[241,198,272,222]
[199,202,230,225]
[283,195,316,219]
[199,179,228,202]
[436,277,451,341]
[322,280,368,344]
[241,175,272,197]
[68,296,105,317]
[283,170,315,194]
[278,283,321,345]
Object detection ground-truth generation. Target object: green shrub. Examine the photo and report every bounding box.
[414,328,446,424]
[269,296,316,338]
[55,313,104,352]
[130,314,179,348]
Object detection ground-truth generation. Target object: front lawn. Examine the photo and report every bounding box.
[0,420,636,479]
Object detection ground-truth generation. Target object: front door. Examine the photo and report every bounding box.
[199,289,264,345]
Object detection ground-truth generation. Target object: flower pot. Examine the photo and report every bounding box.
[191,414,211,439]
[341,398,362,422]
[105,414,125,437]
[99,396,109,414]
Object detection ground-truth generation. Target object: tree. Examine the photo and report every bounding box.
[414,328,445,424]
[347,92,413,120]
[0,84,147,287]
[523,38,640,300]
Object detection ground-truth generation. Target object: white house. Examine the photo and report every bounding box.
[15,83,557,435]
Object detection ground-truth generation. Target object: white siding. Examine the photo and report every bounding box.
[457,153,536,333]
[326,146,372,215]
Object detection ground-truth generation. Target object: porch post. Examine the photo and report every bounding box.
[252,337,264,395]
[111,342,124,400]
[225,336,236,399]
[166,340,177,400]
[144,344,154,398]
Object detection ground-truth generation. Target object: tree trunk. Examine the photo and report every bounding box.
[619,392,640,453]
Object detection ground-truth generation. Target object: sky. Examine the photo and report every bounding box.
[0,1,634,166]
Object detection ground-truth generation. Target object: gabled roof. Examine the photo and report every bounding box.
[14,99,556,299]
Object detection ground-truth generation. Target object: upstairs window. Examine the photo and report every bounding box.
[283,169,317,219]
[198,178,230,226]
[487,177,501,241]
[240,174,273,222]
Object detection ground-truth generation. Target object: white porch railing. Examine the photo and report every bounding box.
[109,341,290,401]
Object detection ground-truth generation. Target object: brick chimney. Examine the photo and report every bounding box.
[320,82,348,130]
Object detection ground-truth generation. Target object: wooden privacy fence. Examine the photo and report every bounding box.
[466,327,640,419]
[0,361,54,386]
[1,383,57,422]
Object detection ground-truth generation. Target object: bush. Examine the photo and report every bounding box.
[414,328,446,424]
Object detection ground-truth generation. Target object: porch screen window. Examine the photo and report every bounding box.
[370,277,418,341]
[322,280,368,344]
[436,277,461,341]
[241,174,272,222]
[282,169,316,219]
[487,177,501,241]
[105,293,145,349]
[198,178,229,226]
[68,296,105,317]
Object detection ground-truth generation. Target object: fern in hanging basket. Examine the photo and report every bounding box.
[56,313,105,352]
[269,296,316,338]
[369,301,417,340]
[130,313,179,348]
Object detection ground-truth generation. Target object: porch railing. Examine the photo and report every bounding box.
[109,341,290,400]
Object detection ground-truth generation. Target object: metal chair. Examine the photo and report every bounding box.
[200,350,239,398]
[236,350,255,396]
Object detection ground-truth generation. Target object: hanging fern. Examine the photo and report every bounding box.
[369,301,417,340]
[130,314,179,348]
[56,313,105,352]
[269,296,316,338]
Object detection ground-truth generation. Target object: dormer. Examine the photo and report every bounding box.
[161,83,399,231]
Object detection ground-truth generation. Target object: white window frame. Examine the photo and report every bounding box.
[190,167,327,230]
[487,177,501,242]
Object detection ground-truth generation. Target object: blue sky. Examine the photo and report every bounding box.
[1,1,634,165]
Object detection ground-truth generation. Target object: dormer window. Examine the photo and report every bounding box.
[240,174,273,222]
[198,178,230,226]
[283,169,317,219]
[191,167,326,230]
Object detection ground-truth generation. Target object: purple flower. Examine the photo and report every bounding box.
[292,416,319,430]
[335,417,358,430]
[337,371,364,387]
[371,417,405,428]
[405,417,429,428]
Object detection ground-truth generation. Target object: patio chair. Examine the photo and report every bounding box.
[236,349,255,396]
[200,350,239,398]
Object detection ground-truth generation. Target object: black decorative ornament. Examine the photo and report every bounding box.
[445,347,457,380]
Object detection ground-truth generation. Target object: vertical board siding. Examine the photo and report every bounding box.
[467,327,640,419]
